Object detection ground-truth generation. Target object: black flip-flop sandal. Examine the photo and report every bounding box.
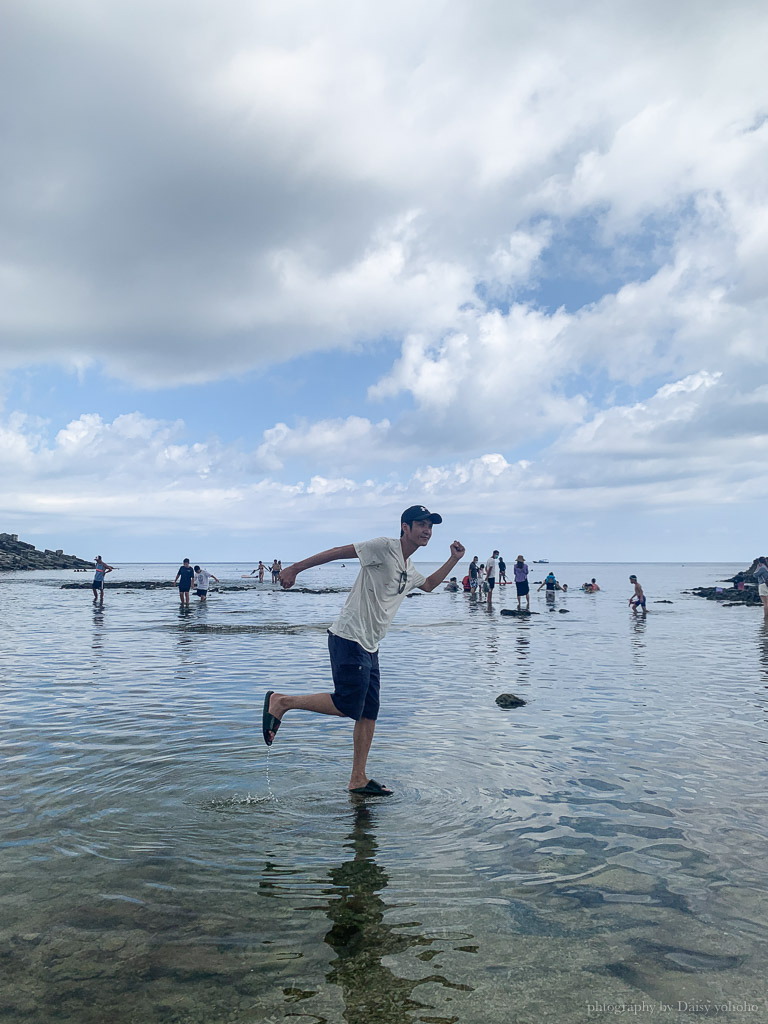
[262,690,281,746]
[349,779,392,796]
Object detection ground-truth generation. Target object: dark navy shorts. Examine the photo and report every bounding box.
[328,631,380,721]
[178,585,191,593]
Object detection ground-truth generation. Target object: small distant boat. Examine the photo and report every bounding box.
[533,558,549,564]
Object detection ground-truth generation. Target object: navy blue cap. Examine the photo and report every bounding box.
[401,504,443,525]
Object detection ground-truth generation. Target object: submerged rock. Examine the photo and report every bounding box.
[496,693,527,709]
[500,608,538,616]
[61,580,177,590]
[558,608,570,613]
[689,585,760,605]
[61,581,351,593]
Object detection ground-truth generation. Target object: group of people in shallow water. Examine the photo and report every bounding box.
[89,556,220,606]
[459,551,530,605]
[447,556,645,614]
[173,559,219,605]
[89,546,646,621]
[454,553,578,611]
[248,560,282,583]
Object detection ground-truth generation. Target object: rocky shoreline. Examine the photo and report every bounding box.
[688,557,765,606]
[0,532,92,571]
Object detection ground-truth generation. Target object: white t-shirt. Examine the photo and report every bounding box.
[485,556,497,579]
[194,570,211,590]
[330,537,427,653]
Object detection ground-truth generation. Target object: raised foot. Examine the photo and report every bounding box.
[262,690,283,746]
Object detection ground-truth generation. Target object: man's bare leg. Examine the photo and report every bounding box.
[349,717,376,791]
[265,691,343,743]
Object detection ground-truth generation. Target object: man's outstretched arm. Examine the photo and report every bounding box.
[419,541,466,592]
[280,545,358,589]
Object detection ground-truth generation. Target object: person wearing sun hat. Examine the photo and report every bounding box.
[513,555,530,610]
[262,506,465,797]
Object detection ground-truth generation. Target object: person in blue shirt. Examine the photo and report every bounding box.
[537,572,560,594]
[174,558,195,607]
[92,555,113,604]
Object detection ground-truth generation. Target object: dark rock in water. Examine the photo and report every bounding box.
[690,585,760,605]
[219,585,350,594]
[496,693,527,709]
[558,608,570,613]
[285,586,351,594]
[0,532,92,571]
[654,600,673,603]
[61,581,351,593]
[500,608,538,616]
[62,580,177,590]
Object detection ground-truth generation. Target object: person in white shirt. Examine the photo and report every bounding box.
[193,565,219,601]
[262,506,465,797]
[485,549,499,602]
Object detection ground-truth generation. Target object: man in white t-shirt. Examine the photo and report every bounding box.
[193,565,219,601]
[485,549,499,602]
[262,505,466,797]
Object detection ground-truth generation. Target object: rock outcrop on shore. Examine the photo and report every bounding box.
[0,533,92,571]
[723,558,765,585]
[688,557,766,606]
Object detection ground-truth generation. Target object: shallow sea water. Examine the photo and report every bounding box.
[2,561,768,1023]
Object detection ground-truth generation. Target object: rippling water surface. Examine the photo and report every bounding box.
[2,561,768,1023]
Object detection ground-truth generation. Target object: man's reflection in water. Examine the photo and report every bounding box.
[629,612,647,665]
[324,803,473,1024]
[92,603,105,651]
[759,623,768,685]
[515,628,531,686]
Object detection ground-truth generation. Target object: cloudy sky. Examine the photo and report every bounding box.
[2,0,767,562]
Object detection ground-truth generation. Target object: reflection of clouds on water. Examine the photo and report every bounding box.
[323,804,473,1023]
